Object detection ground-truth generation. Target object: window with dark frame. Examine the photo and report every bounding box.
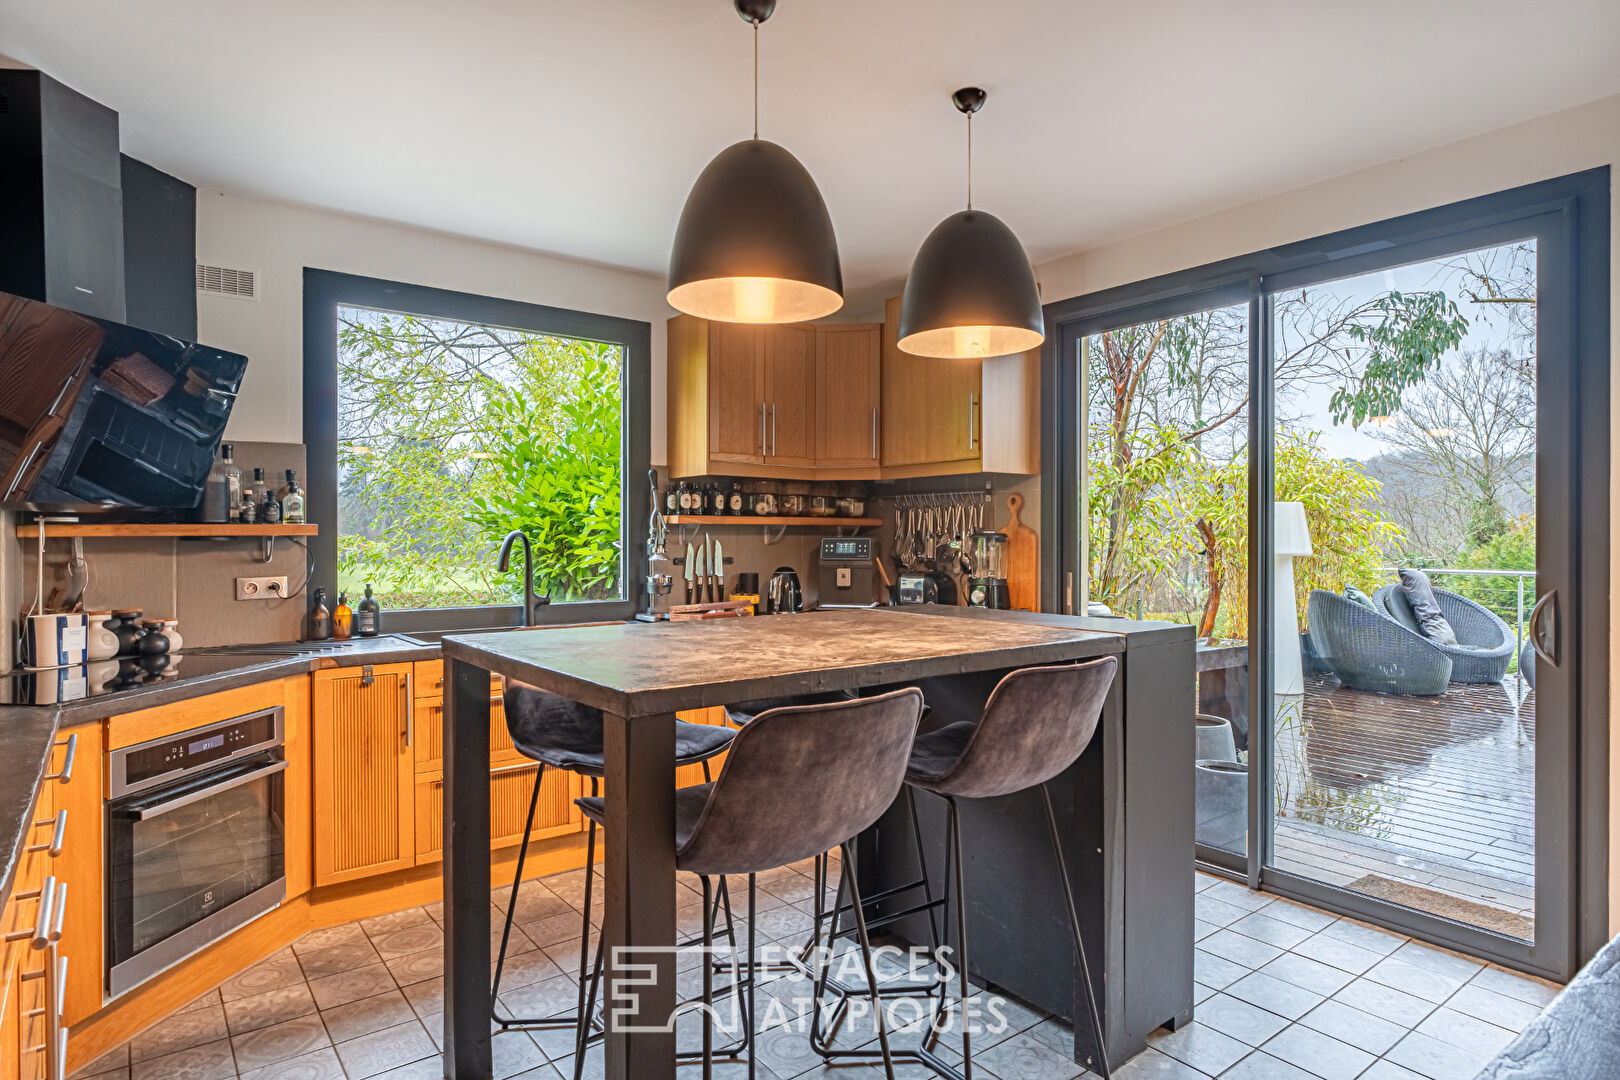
[302,270,651,631]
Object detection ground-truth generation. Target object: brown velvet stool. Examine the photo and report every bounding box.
[814,658,1119,1080]
[576,687,926,1080]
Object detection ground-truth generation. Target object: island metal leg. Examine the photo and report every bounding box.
[601,709,678,1080]
[443,659,493,1080]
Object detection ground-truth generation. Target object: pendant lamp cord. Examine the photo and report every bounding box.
[753,19,759,140]
[966,110,973,210]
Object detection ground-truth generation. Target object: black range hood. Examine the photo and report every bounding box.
[0,68,197,340]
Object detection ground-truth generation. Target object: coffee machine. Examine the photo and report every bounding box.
[967,530,1010,610]
[817,537,876,606]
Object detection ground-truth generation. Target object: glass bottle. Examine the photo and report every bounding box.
[665,482,680,516]
[307,587,331,641]
[332,592,353,640]
[355,582,381,637]
[281,469,306,524]
[239,490,257,524]
[249,467,265,508]
[709,482,726,516]
[728,481,744,516]
[200,444,235,523]
[260,479,282,524]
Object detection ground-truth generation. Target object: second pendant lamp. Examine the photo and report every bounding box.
[666,0,843,324]
[898,88,1044,359]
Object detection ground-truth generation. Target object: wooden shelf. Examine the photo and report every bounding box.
[665,515,880,528]
[14,523,318,539]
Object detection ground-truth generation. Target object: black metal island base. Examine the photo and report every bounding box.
[437,607,1195,1080]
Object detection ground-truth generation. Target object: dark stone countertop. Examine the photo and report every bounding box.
[443,606,1190,717]
[0,634,436,907]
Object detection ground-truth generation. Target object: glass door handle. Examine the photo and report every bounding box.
[1528,589,1558,668]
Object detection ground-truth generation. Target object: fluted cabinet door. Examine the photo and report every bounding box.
[313,664,416,886]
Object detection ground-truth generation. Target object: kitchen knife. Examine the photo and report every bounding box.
[694,540,706,604]
[714,538,724,601]
[684,540,695,605]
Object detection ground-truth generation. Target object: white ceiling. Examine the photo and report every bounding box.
[4,0,1618,307]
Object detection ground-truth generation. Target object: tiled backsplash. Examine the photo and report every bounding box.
[5,442,311,656]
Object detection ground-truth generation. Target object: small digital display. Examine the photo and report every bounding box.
[189,733,226,755]
[821,537,871,560]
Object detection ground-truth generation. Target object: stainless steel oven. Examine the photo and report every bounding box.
[105,707,287,997]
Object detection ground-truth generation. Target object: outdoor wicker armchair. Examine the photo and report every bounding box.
[1307,590,1453,696]
[1374,583,1516,684]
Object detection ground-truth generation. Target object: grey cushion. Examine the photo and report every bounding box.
[578,784,713,851]
[906,722,977,783]
[1398,568,1458,646]
[504,682,733,776]
[723,690,855,726]
[1344,586,1377,610]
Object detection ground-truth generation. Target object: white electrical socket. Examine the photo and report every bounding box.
[236,576,290,601]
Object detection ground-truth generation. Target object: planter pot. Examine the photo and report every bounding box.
[1195,714,1238,762]
[1195,759,1248,852]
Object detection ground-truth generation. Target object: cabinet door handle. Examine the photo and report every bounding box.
[48,881,66,943]
[770,402,778,456]
[45,734,76,784]
[403,674,413,749]
[760,402,767,455]
[967,393,978,451]
[871,407,878,459]
[27,810,66,858]
[6,876,56,950]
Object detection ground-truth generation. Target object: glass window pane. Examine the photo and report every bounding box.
[1270,240,1537,941]
[1083,302,1251,862]
[336,305,626,612]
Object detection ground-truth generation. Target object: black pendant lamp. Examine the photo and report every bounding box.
[898,88,1044,359]
[667,0,843,324]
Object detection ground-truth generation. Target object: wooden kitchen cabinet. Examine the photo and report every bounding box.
[670,316,878,478]
[312,664,416,886]
[762,325,816,466]
[707,322,765,464]
[879,295,1039,476]
[814,324,881,467]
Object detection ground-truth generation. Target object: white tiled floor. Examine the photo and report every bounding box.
[69,866,1561,1080]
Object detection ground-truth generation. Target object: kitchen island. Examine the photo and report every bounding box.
[439,607,1195,1080]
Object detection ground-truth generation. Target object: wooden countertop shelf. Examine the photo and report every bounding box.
[14,523,318,539]
[664,515,881,527]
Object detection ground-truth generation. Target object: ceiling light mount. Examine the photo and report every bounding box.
[951,86,986,115]
[734,0,776,24]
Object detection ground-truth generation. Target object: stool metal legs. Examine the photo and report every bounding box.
[1040,782,1112,1080]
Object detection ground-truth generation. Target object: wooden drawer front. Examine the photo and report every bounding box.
[414,764,579,864]
[413,660,501,700]
[411,694,512,773]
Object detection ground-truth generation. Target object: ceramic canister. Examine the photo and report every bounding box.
[25,612,88,670]
[87,611,120,661]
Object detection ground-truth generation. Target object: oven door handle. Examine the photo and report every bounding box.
[133,759,289,820]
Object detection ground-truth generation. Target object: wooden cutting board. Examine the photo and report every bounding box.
[1003,492,1039,612]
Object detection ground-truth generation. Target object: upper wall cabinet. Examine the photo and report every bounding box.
[668,305,1035,480]
[669,316,877,479]
[879,296,1039,477]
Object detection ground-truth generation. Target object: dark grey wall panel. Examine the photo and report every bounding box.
[121,154,197,339]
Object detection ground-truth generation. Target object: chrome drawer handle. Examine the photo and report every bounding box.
[28,810,67,858]
[45,734,77,784]
[6,875,56,950]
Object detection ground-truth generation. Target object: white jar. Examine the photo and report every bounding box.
[161,619,184,654]
[87,611,121,661]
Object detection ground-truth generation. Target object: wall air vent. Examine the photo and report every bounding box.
[195,263,257,300]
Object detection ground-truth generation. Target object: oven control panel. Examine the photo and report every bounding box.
[116,709,282,792]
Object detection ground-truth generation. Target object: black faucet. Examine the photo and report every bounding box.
[497,530,550,627]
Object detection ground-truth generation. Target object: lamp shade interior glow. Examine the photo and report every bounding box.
[667,139,843,324]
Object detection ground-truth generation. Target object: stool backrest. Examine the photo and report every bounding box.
[676,687,925,876]
[929,657,1117,799]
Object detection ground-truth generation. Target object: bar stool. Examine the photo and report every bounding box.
[576,687,926,1080]
[491,681,736,1059]
[814,657,1119,1080]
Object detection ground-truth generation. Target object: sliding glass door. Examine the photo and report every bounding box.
[1045,170,1608,980]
